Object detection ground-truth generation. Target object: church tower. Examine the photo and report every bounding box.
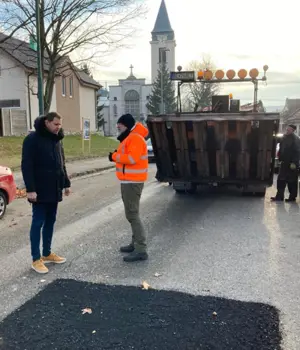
[150,0,176,83]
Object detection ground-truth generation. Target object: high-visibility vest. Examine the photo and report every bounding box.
[112,123,149,183]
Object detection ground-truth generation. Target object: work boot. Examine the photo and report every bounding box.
[123,251,148,262]
[120,244,134,253]
[285,197,296,202]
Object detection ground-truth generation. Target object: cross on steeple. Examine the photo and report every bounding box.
[129,64,134,76]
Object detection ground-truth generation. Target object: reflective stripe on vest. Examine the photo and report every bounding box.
[116,168,148,174]
[128,155,135,164]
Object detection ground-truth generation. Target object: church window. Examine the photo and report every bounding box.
[124,90,140,119]
[113,104,117,117]
[159,48,167,63]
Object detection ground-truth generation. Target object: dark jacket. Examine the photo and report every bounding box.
[21,117,71,203]
[278,133,300,164]
[278,133,300,182]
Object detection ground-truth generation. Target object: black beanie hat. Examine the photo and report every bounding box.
[117,114,135,130]
[288,124,296,131]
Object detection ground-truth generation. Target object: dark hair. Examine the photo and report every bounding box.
[45,112,62,122]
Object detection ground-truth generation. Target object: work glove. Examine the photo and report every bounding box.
[108,152,114,162]
[290,163,297,170]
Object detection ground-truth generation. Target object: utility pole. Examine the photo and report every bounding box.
[36,0,44,115]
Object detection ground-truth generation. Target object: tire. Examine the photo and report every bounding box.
[0,191,7,219]
[174,184,197,194]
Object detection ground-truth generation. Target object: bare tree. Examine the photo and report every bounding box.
[0,0,147,113]
[182,55,220,112]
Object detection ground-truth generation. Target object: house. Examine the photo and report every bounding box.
[55,57,101,133]
[0,33,57,134]
[0,33,100,135]
[280,98,300,135]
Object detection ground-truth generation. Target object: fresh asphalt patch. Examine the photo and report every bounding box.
[0,279,282,350]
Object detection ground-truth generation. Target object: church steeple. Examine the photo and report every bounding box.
[150,0,176,83]
[151,0,174,41]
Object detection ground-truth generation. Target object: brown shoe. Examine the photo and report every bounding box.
[32,259,49,274]
[42,252,66,264]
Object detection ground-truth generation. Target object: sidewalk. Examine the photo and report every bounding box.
[14,157,114,189]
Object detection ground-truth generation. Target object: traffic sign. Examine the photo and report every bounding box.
[170,71,195,82]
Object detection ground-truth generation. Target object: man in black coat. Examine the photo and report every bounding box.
[271,124,300,202]
[21,112,71,274]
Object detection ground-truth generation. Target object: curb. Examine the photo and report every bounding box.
[68,165,115,179]
[16,165,115,190]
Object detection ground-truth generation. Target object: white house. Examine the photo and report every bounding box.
[0,33,100,135]
[0,33,57,134]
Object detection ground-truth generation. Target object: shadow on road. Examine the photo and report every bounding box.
[0,279,282,350]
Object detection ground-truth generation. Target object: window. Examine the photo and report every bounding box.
[159,48,167,63]
[62,76,66,96]
[113,104,117,118]
[124,90,140,119]
[69,77,73,97]
[0,99,20,108]
[114,97,117,101]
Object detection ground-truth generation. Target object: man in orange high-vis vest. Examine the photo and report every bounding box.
[108,114,149,262]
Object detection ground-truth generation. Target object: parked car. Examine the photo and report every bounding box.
[147,138,155,162]
[0,166,17,219]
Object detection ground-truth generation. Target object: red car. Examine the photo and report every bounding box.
[0,166,17,219]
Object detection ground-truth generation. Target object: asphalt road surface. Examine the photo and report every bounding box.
[0,164,299,349]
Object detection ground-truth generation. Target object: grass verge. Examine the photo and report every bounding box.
[0,134,118,170]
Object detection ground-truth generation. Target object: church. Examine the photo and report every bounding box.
[106,0,176,136]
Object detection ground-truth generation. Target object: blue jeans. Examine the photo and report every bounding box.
[30,202,58,261]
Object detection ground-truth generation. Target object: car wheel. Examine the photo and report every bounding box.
[0,191,7,219]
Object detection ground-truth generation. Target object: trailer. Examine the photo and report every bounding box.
[146,65,280,196]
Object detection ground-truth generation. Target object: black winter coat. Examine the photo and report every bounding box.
[278,133,300,182]
[21,117,71,203]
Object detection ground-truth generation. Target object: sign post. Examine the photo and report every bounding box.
[82,118,91,153]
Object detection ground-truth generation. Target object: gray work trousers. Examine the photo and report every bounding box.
[121,183,146,252]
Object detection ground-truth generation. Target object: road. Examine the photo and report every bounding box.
[0,164,299,349]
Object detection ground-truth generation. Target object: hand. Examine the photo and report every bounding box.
[108,152,115,162]
[290,163,297,170]
[64,188,71,196]
[27,192,37,202]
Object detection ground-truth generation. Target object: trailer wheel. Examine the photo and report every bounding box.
[173,182,196,194]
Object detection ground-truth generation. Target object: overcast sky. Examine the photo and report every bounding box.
[93,0,300,110]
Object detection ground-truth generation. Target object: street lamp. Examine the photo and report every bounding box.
[159,47,169,114]
[35,0,44,115]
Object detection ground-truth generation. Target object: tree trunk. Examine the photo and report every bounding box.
[44,65,56,114]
